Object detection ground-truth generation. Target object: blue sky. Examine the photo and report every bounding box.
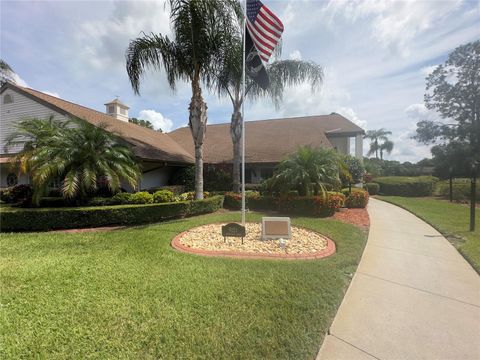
[1,0,479,162]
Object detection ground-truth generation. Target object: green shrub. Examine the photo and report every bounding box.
[88,197,116,206]
[111,192,132,204]
[277,192,344,217]
[0,195,224,232]
[344,190,369,208]
[178,191,210,201]
[248,196,277,211]
[364,183,380,195]
[374,176,439,196]
[0,184,33,205]
[146,185,185,195]
[342,155,365,185]
[223,191,261,210]
[129,192,153,204]
[153,190,175,203]
[223,192,242,210]
[434,178,480,202]
[171,166,195,191]
[39,197,67,207]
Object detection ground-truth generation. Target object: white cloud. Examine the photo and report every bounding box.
[11,73,28,87]
[420,65,437,77]
[76,1,171,71]
[42,90,60,98]
[405,103,440,122]
[320,0,464,56]
[335,106,367,129]
[138,109,173,132]
[289,50,302,60]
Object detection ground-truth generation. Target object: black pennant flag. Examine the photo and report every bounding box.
[245,28,270,90]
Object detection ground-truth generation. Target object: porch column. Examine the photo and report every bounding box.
[355,134,363,161]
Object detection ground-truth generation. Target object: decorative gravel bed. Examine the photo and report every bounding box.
[173,222,335,258]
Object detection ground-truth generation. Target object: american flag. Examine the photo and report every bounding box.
[246,0,284,63]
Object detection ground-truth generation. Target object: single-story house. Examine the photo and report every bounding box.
[169,114,364,183]
[0,82,193,189]
[0,82,364,188]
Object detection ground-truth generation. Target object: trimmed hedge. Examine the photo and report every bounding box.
[0,195,224,232]
[374,176,438,197]
[364,182,380,195]
[224,191,346,217]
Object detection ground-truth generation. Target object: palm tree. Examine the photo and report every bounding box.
[125,0,240,200]
[267,146,341,196]
[379,139,394,160]
[364,128,393,159]
[212,34,323,192]
[6,117,140,205]
[0,59,16,85]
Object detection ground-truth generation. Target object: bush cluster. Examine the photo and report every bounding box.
[0,184,33,205]
[223,191,260,210]
[1,195,224,232]
[224,191,347,217]
[277,192,344,217]
[340,188,370,208]
[153,190,175,203]
[374,176,438,197]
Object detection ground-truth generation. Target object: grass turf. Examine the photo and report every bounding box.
[377,196,480,273]
[0,211,367,359]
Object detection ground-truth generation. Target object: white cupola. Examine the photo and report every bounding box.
[105,98,129,122]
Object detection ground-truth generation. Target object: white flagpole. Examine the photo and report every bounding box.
[241,0,247,226]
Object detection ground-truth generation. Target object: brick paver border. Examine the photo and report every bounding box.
[171,228,336,260]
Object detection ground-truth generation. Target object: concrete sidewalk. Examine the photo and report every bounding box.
[317,198,480,360]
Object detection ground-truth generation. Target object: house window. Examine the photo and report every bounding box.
[3,94,13,104]
[260,168,273,180]
[108,105,115,113]
[6,173,18,187]
[120,108,126,115]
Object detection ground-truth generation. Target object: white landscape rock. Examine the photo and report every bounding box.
[179,223,328,255]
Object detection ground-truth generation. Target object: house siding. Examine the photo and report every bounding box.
[1,88,69,154]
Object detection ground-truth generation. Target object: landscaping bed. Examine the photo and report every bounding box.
[173,222,335,259]
[0,212,367,359]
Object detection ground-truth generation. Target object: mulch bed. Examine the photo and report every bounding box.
[332,208,370,229]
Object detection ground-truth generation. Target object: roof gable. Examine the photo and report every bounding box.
[1,82,194,164]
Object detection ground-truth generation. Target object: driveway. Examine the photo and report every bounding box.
[317,198,480,360]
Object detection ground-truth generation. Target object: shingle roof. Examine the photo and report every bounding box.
[168,114,364,164]
[2,83,194,164]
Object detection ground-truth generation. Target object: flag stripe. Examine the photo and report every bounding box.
[256,13,283,37]
[247,21,275,52]
[258,7,284,32]
[248,20,277,48]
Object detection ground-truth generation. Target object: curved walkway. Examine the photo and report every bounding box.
[317,198,480,360]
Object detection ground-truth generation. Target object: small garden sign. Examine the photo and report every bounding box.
[262,217,291,240]
[222,223,246,244]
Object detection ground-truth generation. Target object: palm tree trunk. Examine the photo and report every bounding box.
[375,139,379,159]
[189,72,207,200]
[230,102,242,193]
[380,148,383,160]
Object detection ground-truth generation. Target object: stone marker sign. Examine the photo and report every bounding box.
[222,223,246,244]
[262,217,291,240]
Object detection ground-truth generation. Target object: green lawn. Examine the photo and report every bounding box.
[377,196,480,272]
[0,212,367,359]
